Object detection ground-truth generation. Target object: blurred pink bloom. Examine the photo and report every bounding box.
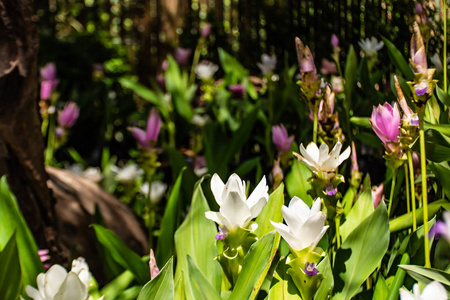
[411,22,427,73]
[320,58,337,75]
[58,102,80,128]
[371,183,384,209]
[228,84,245,99]
[351,141,359,173]
[331,34,339,49]
[272,124,294,153]
[128,108,161,149]
[149,249,160,280]
[161,60,169,71]
[295,37,319,82]
[40,63,59,100]
[369,103,401,152]
[271,157,283,181]
[193,155,208,177]
[38,249,51,262]
[174,48,192,66]
[201,23,212,38]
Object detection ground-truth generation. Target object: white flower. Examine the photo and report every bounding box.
[331,75,344,94]
[82,167,103,182]
[270,197,328,251]
[400,281,447,300]
[24,257,104,300]
[205,173,268,230]
[140,181,167,204]
[257,54,277,75]
[293,141,351,181]
[112,164,144,183]
[358,37,384,57]
[195,61,219,80]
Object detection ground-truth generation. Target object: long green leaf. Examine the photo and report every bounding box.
[174,179,221,296]
[185,256,222,300]
[333,202,389,300]
[344,45,357,112]
[229,231,276,300]
[137,257,174,300]
[399,264,450,288]
[381,36,414,80]
[92,225,150,285]
[156,168,184,267]
[0,232,21,300]
[0,176,43,288]
[267,257,301,300]
[315,256,334,300]
[340,189,374,242]
[255,183,285,238]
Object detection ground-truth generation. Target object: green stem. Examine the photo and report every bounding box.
[335,215,341,249]
[404,163,411,233]
[386,253,410,300]
[444,0,447,92]
[313,102,319,144]
[189,37,205,85]
[387,168,397,218]
[419,113,431,268]
[45,114,56,165]
[407,150,417,231]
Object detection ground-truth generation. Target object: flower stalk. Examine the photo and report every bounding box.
[407,150,417,231]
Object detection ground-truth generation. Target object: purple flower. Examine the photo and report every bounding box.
[215,226,228,240]
[331,34,339,49]
[272,124,294,153]
[228,84,245,99]
[174,48,192,66]
[369,103,401,152]
[128,108,161,149]
[201,23,212,38]
[58,102,80,128]
[40,63,59,100]
[351,141,359,173]
[304,262,318,276]
[429,211,450,242]
[325,183,337,196]
[371,183,384,209]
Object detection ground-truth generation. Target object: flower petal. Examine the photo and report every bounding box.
[128,127,148,148]
[54,272,87,300]
[25,286,44,300]
[210,174,225,206]
[310,198,322,215]
[338,146,351,166]
[318,143,330,165]
[44,265,68,299]
[270,221,303,250]
[247,176,268,218]
[205,211,230,229]
[220,190,252,228]
[421,281,447,299]
[299,213,328,249]
[399,288,416,300]
[321,142,342,172]
[289,196,312,224]
[281,204,305,235]
[301,143,320,165]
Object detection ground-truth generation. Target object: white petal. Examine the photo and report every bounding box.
[44,265,68,299]
[71,257,90,288]
[310,198,322,215]
[299,213,328,249]
[220,190,252,228]
[247,176,269,218]
[338,146,351,165]
[289,196,312,223]
[270,221,303,250]
[301,143,320,165]
[54,272,88,300]
[36,273,46,298]
[293,152,319,174]
[321,142,342,172]
[25,286,44,300]
[281,204,304,235]
[399,288,416,300]
[205,211,231,228]
[318,143,330,165]
[211,174,225,206]
[421,281,448,300]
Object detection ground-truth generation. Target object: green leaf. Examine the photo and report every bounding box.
[0,233,21,300]
[100,270,135,300]
[349,117,371,129]
[92,225,150,285]
[254,183,285,238]
[0,176,43,288]
[436,85,450,106]
[267,257,302,300]
[333,202,390,300]
[373,275,389,300]
[218,48,248,82]
[344,45,357,111]
[340,189,374,243]
[399,264,450,288]
[389,199,450,232]
[381,36,414,80]
[185,256,222,300]
[156,168,184,267]
[315,256,334,300]
[174,179,222,296]
[429,162,450,200]
[229,231,277,300]
[137,257,174,300]
[285,160,314,206]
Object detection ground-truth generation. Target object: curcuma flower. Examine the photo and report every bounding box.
[400,281,447,300]
[128,108,161,149]
[257,54,277,75]
[293,141,351,181]
[272,124,294,153]
[24,257,104,300]
[270,197,329,252]
[358,37,384,57]
[195,60,219,80]
[57,102,80,129]
[369,103,401,153]
[40,63,59,100]
[205,173,269,231]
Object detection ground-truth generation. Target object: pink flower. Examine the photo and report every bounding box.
[201,23,212,38]
[331,34,339,49]
[58,102,80,128]
[295,37,319,82]
[371,183,384,209]
[174,48,192,66]
[128,108,161,149]
[272,124,294,153]
[411,22,427,74]
[320,58,337,75]
[369,103,401,152]
[228,84,245,99]
[149,249,160,280]
[40,63,59,100]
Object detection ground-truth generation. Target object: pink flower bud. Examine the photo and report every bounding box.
[331,34,339,49]
[369,103,401,152]
[372,183,384,208]
[272,124,294,153]
[58,102,80,128]
[149,249,160,280]
[320,58,337,75]
[174,48,192,66]
[201,23,212,38]
[128,108,161,149]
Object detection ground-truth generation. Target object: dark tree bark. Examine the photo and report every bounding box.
[0,0,65,262]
